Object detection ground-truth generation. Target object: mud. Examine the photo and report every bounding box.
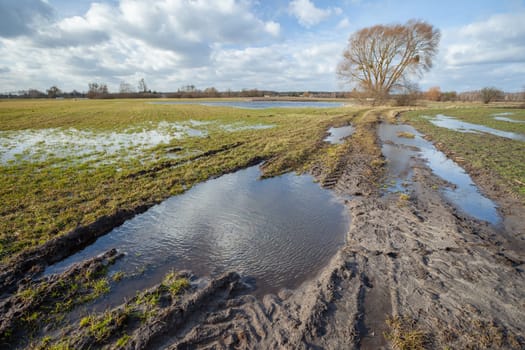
[1,113,525,349]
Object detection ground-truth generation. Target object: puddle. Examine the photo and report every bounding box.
[45,166,349,307]
[428,114,525,141]
[150,101,344,109]
[378,123,500,224]
[324,125,354,144]
[492,113,525,124]
[0,121,206,164]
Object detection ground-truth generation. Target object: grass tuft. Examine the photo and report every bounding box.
[385,315,428,350]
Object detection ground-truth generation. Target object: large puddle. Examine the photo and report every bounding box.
[378,123,500,224]
[45,166,349,306]
[428,114,525,141]
[151,101,345,109]
[324,125,354,144]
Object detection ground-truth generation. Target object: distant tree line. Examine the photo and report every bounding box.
[1,80,523,104]
[421,86,524,104]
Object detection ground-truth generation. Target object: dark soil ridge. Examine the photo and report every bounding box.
[0,249,123,348]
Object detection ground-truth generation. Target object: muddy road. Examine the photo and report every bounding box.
[1,111,524,349]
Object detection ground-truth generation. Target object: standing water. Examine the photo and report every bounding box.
[45,166,349,306]
[324,125,354,144]
[378,123,500,224]
[150,101,345,109]
[428,114,525,141]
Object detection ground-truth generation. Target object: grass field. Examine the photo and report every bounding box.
[0,99,360,261]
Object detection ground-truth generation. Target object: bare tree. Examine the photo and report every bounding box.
[425,86,441,101]
[46,86,62,98]
[337,20,440,103]
[119,81,135,93]
[138,78,148,93]
[480,87,503,104]
[87,82,109,99]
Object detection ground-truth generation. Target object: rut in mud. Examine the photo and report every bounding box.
[1,112,524,349]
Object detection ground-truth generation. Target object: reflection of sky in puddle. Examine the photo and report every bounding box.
[492,113,525,124]
[45,166,349,307]
[0,121,206,164]
[324,125,354,144]
[378,123,500,224]
[429,114,525,141]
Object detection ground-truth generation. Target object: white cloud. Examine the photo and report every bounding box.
[0,0,285,92]
[444,12,525,66]
[289,0,334,27]
[337,18,350,29]
[265,21,281,36]
[418,12,525,92]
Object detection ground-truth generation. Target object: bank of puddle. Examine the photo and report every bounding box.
[427,114,525,141]
[324,125,354,144]
[378,123,500,225]
[150,100,345,109]
[45,165,349,311]
[0,120,274,165]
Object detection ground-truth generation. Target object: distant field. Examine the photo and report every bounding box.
[0,99,359,260]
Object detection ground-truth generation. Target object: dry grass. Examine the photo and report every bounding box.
[397,131,415,139]
[385,315,428,350]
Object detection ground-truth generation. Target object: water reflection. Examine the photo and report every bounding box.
[45,166,349,304]
[378,123,500,224]
[324,125,354,144]
[428,114,525,141]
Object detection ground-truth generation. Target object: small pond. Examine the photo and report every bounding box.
[324,125,354,144]
[428,114,525,141]
[151,101,345,109]
[45,165,349,306]
[378,123,500,224]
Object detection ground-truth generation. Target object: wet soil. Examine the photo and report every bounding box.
[1,112,524,349]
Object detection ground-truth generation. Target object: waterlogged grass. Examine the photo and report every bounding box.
[417,107,525,134]
[403,108,525,200]
[0,99,358,261]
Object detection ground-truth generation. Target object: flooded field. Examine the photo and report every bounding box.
[0,121,206,165]
[45,166,349,305]
[428,114,525,141]
[378,122,500,224]
[0,120,280,166]
[1,102,524,350]
[151,100,345,109]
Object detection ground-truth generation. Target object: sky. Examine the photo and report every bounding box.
[0,0,524,93]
